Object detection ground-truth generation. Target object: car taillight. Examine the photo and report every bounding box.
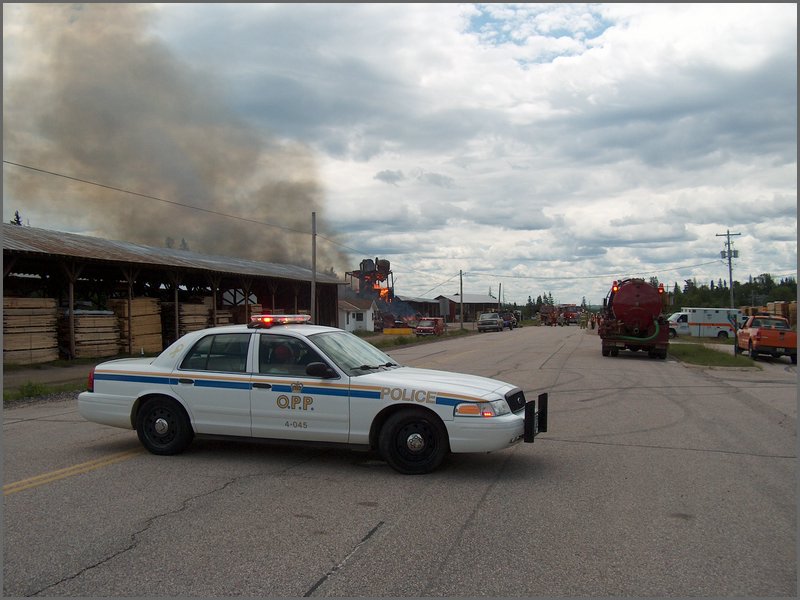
[87,367,95,392]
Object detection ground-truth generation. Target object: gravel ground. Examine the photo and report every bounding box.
[4,390,79,410]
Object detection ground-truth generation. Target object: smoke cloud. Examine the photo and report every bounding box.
[3,4,348,273]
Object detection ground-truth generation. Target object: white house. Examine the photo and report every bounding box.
[337,297,377,333]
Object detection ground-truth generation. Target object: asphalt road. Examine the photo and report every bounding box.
[3,325,796,596]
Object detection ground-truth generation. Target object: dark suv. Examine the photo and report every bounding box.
[499,311,517,330]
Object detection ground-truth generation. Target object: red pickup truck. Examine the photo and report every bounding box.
[736,314,797,364]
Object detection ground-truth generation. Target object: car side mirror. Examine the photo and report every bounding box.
[306,362,337,378]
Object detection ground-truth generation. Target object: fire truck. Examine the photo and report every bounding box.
[557,304,579,324]
[599,278,669,359]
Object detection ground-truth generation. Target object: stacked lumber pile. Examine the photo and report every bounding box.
[741,302,797,327]
[230,304,263,324]
[161,302,211,338]
[58,310,120,359]
[3,297,59,364]
[767,301,797,327]
[203,296,233,326]
[108,298,163,354]
[211,309,233,326]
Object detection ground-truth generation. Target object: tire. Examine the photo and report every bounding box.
[717,331,728,339]
[791,354,797,365]
[748,341,758,361]
[379,409,449,475]
[136,397,194,455]
[601,348,610,357]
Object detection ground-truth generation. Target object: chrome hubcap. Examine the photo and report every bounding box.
[406,433,425,452]
[154,418,169,435]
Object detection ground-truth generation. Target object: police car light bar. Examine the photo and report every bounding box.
[248,314,312,328]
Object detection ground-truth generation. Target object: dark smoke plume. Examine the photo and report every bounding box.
[3,4,348,273]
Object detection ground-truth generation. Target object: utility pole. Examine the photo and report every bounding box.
[716,229,740,308]
[459,270,464,330]
[311,212,316,323]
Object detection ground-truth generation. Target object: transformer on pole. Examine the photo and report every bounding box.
[716,229,741,308]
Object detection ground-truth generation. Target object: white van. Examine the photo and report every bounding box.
[667,307,745,339]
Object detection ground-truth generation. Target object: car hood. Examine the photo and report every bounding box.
[354,366,516,401]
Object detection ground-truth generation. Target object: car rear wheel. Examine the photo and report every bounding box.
[136,397,194,455]
[379,409,449,475]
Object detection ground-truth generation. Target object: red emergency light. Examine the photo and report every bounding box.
[611,280,619,293]
[248,314,312,328]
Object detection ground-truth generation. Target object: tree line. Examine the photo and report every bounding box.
[507,274,796,319]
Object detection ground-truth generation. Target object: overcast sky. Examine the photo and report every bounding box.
[3,3,797,306]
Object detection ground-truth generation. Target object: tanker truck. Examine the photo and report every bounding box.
[598,278,669,359]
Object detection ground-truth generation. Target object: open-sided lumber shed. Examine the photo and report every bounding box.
[3,223,340,362]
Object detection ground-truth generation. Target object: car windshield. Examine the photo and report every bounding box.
[309,330,399,376]
[417,320,434,327]
[480,313,499,320]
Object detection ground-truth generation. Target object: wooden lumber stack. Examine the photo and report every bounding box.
[58,310,120,359]
[202,296,233,326]
[230,304,263,324]
[161,302,211,338]
[3,297,59,364]
[108,298,163,354]
[212,309,233,326]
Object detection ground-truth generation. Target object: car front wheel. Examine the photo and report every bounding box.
[379,409,449,474]
[136,397,194,455]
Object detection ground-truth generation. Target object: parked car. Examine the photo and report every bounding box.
[415,317,445,336]
[477,312,504,332]
[78,314,548,474]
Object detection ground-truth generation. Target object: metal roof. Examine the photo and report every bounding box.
[3,223,341,284]
[438,293,498,304]
[395,294,441,304]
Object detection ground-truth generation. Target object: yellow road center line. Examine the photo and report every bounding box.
[3,448,144,496]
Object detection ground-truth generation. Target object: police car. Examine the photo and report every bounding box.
[78,315,548,474]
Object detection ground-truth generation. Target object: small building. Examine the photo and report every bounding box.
[394,294,442,318]
[337,297,377,333]
[437,294,499,323]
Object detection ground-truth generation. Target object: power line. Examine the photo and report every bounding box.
[3,159,306,235]
[464,260,724,281]
[3,159,472,291]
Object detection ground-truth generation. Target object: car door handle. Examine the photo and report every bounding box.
[177,378,194,385]
[252,383,272,389]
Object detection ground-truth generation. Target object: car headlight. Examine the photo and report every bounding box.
[454,399,510,417]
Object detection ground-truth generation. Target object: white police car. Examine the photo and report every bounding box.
[78,315,548,474]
